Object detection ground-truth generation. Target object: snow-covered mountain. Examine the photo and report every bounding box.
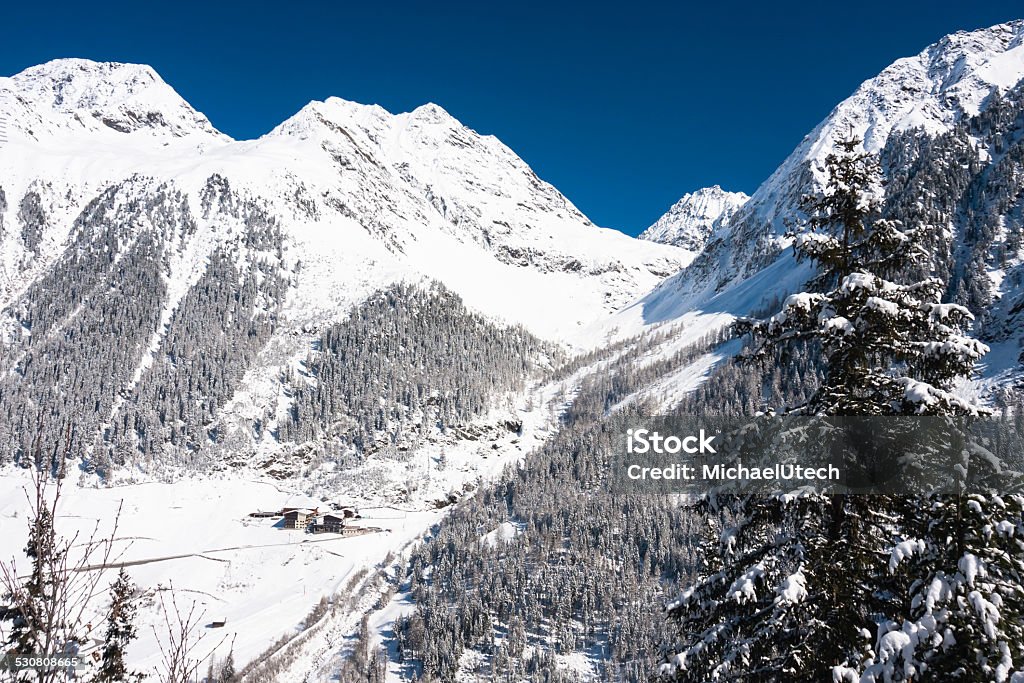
[0,58,697,475]
[0,60,698,673]
[664,20,1024,295]
[0,58,689,338]
[631,21,1024,391]
[5,18,1024,475]
[639,185,748,251]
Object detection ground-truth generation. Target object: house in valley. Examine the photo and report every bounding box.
[282,508,315,530]
[309,514,347,534]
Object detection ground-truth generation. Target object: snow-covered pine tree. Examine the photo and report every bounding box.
[0,503,53,663]
[870,491,1024,682]
[745,136,987,417]
[662,136,1015,682]
[219,650,237,682]
[94,568,144,682]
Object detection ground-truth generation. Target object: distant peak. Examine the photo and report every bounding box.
[269,97,468,145]
[9,59,161,111]
[939,19,1024,50]
[318,96,390,117]
[640,186,749,251]
[682,185,745,200]
[667,186,750,214]
[408,102,454,123]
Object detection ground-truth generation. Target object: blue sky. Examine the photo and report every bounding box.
[2,1,1022,235]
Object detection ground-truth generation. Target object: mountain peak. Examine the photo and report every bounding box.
[657,19,1024,323]
[1,58,225,141]
[857,19,1024,145]
[405,102,457,125]
[807,20,1024,160]
[682,19,1024,290]
[640,186,749,251]
[269,97,455,142]
[13,58,159,96]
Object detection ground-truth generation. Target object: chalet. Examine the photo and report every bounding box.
[248,510,279,518]
[310,514,347,534]
[282,509,315,530]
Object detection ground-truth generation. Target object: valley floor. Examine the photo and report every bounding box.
[0,379,564,681]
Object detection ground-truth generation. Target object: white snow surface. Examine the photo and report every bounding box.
[0,374,565,679]
[480,521,521,548]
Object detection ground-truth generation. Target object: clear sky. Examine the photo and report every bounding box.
[2,1,1022,235]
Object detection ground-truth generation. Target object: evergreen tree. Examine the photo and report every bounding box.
[94,568,144,682]
[743,136,987,417]
[664,137,1003,681]
[874,492,1024,682]
[1,504,54,665]
[219,650,236,682]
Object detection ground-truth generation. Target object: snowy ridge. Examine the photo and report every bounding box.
[258,93,692,333]
[672,20,1024,297]
[0,57,695,498]
[640,185,748,251]
[752,19,1024,234]
[599,20,1024,397]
